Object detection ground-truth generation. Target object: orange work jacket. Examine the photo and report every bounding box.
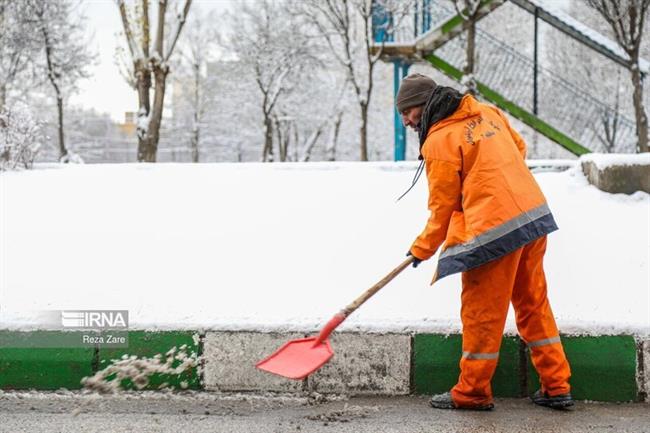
[410,95,557,281]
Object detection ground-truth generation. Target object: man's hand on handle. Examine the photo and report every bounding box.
[407,251,423,268]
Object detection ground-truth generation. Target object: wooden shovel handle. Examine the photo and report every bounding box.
[314,256,414,345]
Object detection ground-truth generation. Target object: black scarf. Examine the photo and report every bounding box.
[417,86,464,159]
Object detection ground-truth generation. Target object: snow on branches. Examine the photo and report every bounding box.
[0,103,43,171]
[116,0,192,162]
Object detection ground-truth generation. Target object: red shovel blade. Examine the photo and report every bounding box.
[255,337,334,380]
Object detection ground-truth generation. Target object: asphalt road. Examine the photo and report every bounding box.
[0,390,648,433]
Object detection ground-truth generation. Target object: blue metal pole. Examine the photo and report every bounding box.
[394,60,402,161]
[372,1,393,43]
[394,61,411,161]
[423,0,431,33]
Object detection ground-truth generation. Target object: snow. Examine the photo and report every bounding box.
[81,344,198,393]
[136,108,150,136]
[580,152,650,170]
[1,162,649,337]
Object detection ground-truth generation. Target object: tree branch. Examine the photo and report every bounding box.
[164,0,192,62]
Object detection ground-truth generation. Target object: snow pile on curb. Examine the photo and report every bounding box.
[81,345,198,393]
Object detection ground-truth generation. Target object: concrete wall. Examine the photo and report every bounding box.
[582,160,650,194]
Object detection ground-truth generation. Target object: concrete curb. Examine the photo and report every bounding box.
[0,330,647,402]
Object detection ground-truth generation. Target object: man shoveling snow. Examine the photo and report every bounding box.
[397,73,573,411]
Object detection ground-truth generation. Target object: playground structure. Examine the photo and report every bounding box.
[371,0,648,160]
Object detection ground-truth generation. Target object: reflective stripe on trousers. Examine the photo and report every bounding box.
[528,336,561,348]
[461,351,499,360]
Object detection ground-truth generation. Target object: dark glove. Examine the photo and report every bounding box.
[407,251,423,268]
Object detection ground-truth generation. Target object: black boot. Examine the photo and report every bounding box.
[531,389,574,409]
[429,392,494,411]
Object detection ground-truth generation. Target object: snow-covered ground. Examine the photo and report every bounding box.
[1,162,648,336]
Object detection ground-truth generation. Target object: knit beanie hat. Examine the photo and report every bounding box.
[396,73,437,113]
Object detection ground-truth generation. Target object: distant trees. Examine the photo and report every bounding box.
[0,1,39,112]
[228,0,321,162]
[116,0,192,162]
[1,0,92,166]
[174,8,220,162]
[272,74,350,162]
[28,0,94,162]
[586,0,650,153]
[544,21,629,153]
[193,59,261,162]
[451,0,482,94]
[0,102,42,170]
[296,0,410,161]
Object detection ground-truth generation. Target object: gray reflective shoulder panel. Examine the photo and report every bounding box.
[434,211,558,281]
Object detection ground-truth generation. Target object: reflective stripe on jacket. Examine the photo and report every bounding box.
[410,95,558,282]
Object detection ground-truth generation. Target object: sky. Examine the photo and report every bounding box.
[70,0,234,123]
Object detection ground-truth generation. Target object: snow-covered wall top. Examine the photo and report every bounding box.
[580,152,650,170]
[1,162,649,336]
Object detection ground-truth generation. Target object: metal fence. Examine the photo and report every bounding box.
[435,28,638,151]
[375,0,641,152]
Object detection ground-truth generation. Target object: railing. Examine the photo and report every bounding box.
[372,0,641,152]
[372,0,455,44]
[434,28,638,151]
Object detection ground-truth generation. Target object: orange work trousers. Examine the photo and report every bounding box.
[450,236,571,408]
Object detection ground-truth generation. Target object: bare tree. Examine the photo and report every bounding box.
[296,0,410,161]
[598,109,621,152]
[272,112,293,162]
[325,110,344,161]
[545,15,632,152]
[0,1,39,112]
[595,69,623,152]
[27,0,94,162]
[299,79,349,162]
[175,9,219,162]
[0,103,43,170]
[586,0,650,153]
[267,73,350,163]
[229,0,320,162]
[451,0,482,95]
[116,0,192,162]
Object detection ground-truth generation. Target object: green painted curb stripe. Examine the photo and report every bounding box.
[413,334,639,402]
[97,331,202,391]
[528,335,638,402]
[425,53,591,156]
[413,334,461,395]
[0,331,95,390]
[0,331,202,391]
[413,334,521,398]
